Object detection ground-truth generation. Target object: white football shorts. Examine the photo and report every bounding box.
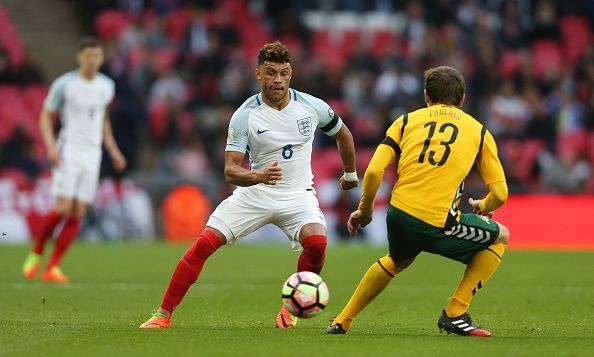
[50,150,101,204]
[206,185,326,247]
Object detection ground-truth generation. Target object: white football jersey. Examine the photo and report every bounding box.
[44,71,115,157]
[226,89,342,190]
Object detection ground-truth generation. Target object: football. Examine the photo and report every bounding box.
[281,271,329,318]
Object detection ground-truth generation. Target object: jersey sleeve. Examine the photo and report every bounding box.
[106,77,116,105]
[316,101,342,136]
[358,144,398,213]
[382,114,407,154]
[225,107,250,153]
[476,130,506,185]
[43,74,71,112]
[296,91,343,136]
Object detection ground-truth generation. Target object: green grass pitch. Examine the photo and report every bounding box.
[1,243,593,356]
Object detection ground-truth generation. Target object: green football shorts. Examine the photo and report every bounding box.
[386,206,500,264]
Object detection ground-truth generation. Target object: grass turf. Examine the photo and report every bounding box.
[1,243,593,356]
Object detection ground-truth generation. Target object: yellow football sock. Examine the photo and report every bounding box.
[446,243,506,318]
[333,255,402,331]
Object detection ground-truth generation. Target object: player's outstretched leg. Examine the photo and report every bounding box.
[276,234,327,329]
[140,229,224,328]
[42,217,81,283]
[439,225,509,337]
[327,255,402,334]
[22,210,63,280]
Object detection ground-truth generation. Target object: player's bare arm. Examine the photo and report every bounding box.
[348,143,398,236]
[39,108,61,167]
[102,111,126,172]
[224,151,282,186]
[332,124,358,191]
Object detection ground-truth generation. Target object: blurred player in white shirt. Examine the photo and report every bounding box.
[140,41,358,329]
[22,37,126,283]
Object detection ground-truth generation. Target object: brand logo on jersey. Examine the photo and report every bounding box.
[257,129,270,134]
[328,107,334,118]
[297,117,312,136]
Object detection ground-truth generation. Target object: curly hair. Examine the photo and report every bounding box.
[257,41,291,65]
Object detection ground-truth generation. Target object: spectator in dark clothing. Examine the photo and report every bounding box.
[0,48,17,83]
[523,107,557,150]
[272,10,312,46]
[499,19,528,50]
[12,55,44,84]
[101,93,146,178]
[530,0,560,41]
[211,9,239,51]
[0,127,40,179]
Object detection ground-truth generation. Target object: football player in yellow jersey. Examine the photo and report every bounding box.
[327,66,510,337]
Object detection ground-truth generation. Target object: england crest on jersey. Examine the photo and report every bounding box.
[297,117,312,136]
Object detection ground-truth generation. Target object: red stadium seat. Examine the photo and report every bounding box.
[0,7,25,66]
[312,30,332,50]
[531,40,563,78]
[127,47,149,72]
[0,118,16,142]
[557,130,588,159]
[312,148,344,181]
[325,99,349,117]
[95,9,132,40]
[217,0,248,22]
[559,15,591,65]
[0,168,32,190]
[370,31,399,59]
[276,35,303,55]
[340,30,360,58]
[0,85,20,101]
[152,46,177,71]
[517,139,545,183]
[311,31,347,70]
[165,8,193,42]
[23,84,48,117]
[500,50,521,79]
[148,100,168,141]
[238,19,270,46]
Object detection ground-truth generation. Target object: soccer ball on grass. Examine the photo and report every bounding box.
[281,271,329,318]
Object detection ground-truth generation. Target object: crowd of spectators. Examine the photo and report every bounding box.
[2,0,594,197]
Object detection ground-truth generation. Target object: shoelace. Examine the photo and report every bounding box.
[152,311,168,319]
[465,314,474,326]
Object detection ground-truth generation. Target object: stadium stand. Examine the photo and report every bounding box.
[1,0,593,241]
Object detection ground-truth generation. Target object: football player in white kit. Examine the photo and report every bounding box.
[140,41,358,329]
[22,37,126,283]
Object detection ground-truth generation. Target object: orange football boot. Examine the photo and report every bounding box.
[276,306,298,328]
[22,252,41,280]
[41,266,70,284]
[139,312,171,329]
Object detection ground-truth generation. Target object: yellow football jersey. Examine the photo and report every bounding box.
[378,104,506,228]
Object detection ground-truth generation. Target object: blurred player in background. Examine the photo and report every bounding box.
[140,41,358,329]
[22,37,126,283]
[327,66,510,337]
